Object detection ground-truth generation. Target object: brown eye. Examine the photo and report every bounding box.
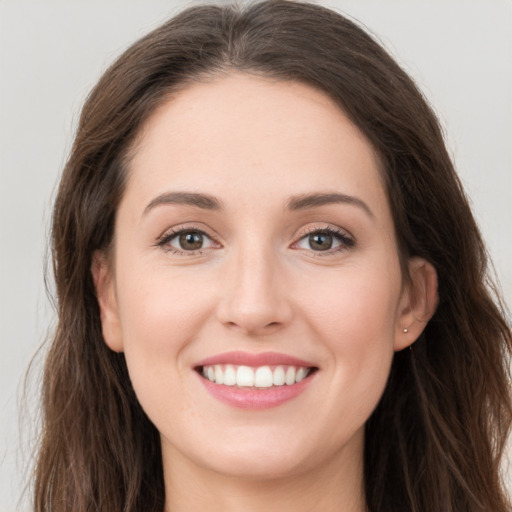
[178,231,204,250]
[294,227,354,254]
[160,227,219,254]
[308,233,333,251]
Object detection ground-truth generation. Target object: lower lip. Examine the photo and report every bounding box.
[197,373,315,410]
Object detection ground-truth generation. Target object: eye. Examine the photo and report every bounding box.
[175,231,206,250]
[158,228,218,253]
[294,227,354,253]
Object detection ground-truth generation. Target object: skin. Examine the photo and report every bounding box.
[94,74,437,512]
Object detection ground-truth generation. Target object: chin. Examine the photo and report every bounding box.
[182,427,342,481]
[204,448,314,481]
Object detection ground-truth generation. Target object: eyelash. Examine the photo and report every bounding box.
[155,224,355,256]
[293,225,355,256]
[156,225,219,255]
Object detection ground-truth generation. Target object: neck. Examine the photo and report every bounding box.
[162,433,366,512]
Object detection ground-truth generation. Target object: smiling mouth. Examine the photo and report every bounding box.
[196,364,318,389]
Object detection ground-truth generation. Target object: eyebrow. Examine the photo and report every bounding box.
[287,193,374,218]
[143,190,374,218]
[143,192,222,215]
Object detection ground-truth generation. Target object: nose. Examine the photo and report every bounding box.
[216,246,293,336]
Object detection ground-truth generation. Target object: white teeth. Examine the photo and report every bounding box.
[285,366,296,385]
[254,366,273,388]
[214,365,223,385]
[223,364,236,386]
[272,366,285,386]
[201,364,312,388]
[236,365,255,387]
[295,367,306,383]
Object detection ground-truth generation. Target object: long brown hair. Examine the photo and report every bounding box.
[34,1,512,510]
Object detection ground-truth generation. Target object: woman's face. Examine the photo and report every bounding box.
[95,74,424,481]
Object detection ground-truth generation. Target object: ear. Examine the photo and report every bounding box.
[91,251,124,352]
[394,257,438,351]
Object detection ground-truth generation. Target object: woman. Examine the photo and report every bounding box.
[34,1,512,511]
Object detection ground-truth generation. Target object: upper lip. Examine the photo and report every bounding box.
[194,351,317,368]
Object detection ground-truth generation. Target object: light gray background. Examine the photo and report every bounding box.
[1,1,511,510]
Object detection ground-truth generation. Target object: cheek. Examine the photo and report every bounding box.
[302,261,401,346]
[113,267,216,430]
[114,264,215,375]
[301,265,400,411]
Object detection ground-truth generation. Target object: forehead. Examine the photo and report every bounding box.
[124,73,388,219]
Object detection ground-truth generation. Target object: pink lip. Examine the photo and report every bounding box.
[194,351,318,410]
[194,351,316,368]
[198,375,315,410]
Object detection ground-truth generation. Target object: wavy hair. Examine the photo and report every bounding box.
[34,1,512,510]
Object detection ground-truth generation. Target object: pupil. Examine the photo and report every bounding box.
[309,233,332,251]
[180,231,203,250]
